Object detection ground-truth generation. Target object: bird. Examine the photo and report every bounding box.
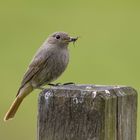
[4,32,78,121]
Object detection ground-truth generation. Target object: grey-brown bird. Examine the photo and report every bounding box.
[4,32,78,121]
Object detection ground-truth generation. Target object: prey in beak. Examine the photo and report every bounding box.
[69,36,78,47]
[69,37,78,42]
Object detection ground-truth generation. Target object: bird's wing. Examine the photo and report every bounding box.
[19,48,51,91]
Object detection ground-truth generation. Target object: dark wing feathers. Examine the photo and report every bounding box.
[19,48,50,89]
[21,58,43,87]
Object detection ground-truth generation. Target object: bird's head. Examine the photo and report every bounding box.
[47,32,78,47]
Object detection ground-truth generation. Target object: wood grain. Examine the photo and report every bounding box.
[37,85,137,140]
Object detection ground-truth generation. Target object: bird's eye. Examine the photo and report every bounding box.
[55,35,60,39]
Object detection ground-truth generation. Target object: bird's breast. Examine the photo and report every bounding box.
[50,48,69,78]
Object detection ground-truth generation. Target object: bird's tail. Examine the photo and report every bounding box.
[4,84,33,121]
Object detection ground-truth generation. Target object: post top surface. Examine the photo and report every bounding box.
[44,84,132,91]
[40,84,137,98]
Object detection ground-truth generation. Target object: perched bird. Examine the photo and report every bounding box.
[4,32,78,121]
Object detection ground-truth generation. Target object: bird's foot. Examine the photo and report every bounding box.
[48,83,61,86]
[63,82,75,85]
[48,82,75,86]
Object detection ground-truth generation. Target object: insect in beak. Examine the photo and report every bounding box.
[69,37,78,42]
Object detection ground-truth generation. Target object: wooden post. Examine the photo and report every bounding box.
[37,84,137,140]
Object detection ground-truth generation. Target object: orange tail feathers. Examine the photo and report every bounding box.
[4,84,33,121]
[4,97,23,121]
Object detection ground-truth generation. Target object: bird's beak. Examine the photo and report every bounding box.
[69,37,78,42]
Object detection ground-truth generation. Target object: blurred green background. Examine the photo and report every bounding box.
[0,0,139,139]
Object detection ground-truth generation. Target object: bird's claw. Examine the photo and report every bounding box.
[63,82,75,85]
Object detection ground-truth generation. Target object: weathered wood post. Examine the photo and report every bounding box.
[37,84,137,140]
